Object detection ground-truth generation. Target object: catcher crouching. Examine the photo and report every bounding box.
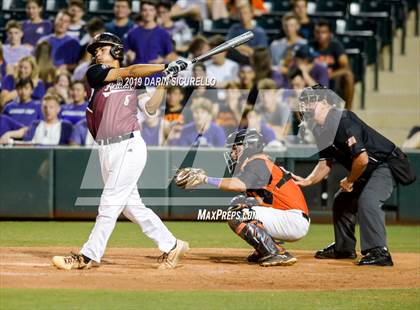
[175,129,310,267]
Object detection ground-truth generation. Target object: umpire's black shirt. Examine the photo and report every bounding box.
[312,108,395,179]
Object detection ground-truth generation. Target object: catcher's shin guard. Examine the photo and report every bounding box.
[228,216,285,260]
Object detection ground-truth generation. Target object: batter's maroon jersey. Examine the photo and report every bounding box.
[85,64,145,140]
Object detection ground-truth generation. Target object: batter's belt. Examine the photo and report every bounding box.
[97,132,135,145]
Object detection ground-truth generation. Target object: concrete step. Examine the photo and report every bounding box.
[363,93,420,110]
[356,110,420,128]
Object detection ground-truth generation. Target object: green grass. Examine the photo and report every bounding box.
[1,288,419,310]
[0,222,419,309]
[0,221,419,252]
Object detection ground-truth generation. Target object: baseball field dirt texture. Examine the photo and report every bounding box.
[0,222,418,309]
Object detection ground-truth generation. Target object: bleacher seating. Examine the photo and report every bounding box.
[255,14,283,41]
[265,0,292,13]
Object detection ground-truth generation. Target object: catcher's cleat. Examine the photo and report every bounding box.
[247,250,263,263]
[158,240,189,269]
[259,252,297,267]
[314,243,357,259]
[357,247,393,266]
[52,252,92,270]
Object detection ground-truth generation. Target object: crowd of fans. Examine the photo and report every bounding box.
[0,0,366,147]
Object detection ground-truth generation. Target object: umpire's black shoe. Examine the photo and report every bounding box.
[357,247,393,266]
[314,243,357,259]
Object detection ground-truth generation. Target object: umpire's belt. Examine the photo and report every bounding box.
[97,132,135,145]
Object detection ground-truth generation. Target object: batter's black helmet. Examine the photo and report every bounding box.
[224,128,265,173]
[87,32,124,61]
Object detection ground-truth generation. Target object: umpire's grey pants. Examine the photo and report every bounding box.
[333,164,395,253]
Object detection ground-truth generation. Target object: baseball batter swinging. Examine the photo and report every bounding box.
[52,33,189,270]
[176,129,310,266]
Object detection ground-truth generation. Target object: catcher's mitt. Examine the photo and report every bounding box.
[175,168,206,189]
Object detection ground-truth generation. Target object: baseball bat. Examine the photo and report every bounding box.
[191,31,254,64]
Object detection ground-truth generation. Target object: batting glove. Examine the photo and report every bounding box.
[164,59,190,77]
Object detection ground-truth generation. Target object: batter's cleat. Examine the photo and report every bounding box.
[259,252,297,267]
[314,243,357,259]
[357,247,393,266]
[158,240,189,269]
[52,252,92,270]
[247,250,263,263]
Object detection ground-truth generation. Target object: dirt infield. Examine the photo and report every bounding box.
[1,247,419,291]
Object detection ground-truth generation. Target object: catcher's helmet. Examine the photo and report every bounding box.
[224,128,265,173]
[87,32,124,61]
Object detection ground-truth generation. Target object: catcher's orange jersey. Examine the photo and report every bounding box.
[242,155,309,215]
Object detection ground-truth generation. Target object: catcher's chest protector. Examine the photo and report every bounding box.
[243,155,309,214]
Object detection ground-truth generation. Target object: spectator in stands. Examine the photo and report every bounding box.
[74,18,106,81]
[67,0,86,41]
[256,78,291,141]
[59,81,88,125]
[24,94,73,145]
[291,44,329,87]
[240,106,278,147]
[188,36,210,59]
[105,0,135,40]
[0,44,6,82]
[38,10,81,71]
[292,0,314,40]
[270,13,307,74]
[48,72,72,104]
[178,36,210,79]
[163,86,186,143]
[0,115,28,144]
[141,108,171,146]
[227,3,268,58]
[402,126,420,149]
[182,62,219,122]
[252,47,286,88]
[169,97,225,147]
[310,19,354,109]
[22,0,53,47]
[164,86,185,125]
[238,65,256,90]
[126,1,176,64]
[1,56,46,107]
[204,35,239,88]
[286,68,315,144]
[157,1,193,53]
[3,20,33,67]
[170,0,209,21]
[216,81,245,135]
[226,0,267,18]
[34,41,56,89]
[2,79,43,126]
[69,119,94,146]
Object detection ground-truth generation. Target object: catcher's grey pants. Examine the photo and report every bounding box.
[333,164,395,253]
[81,132,176,262]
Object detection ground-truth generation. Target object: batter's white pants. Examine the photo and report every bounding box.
[81,131,176,262]
[252,207,310,242]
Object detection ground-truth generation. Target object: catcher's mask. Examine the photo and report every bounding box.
[87,32,124,61]
[224,128,265,174]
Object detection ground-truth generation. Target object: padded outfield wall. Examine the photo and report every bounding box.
[0,147,418,222]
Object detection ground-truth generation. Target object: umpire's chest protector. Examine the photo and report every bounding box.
[242,155,309,214]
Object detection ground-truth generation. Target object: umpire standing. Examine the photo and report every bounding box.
[292,84,415,266]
